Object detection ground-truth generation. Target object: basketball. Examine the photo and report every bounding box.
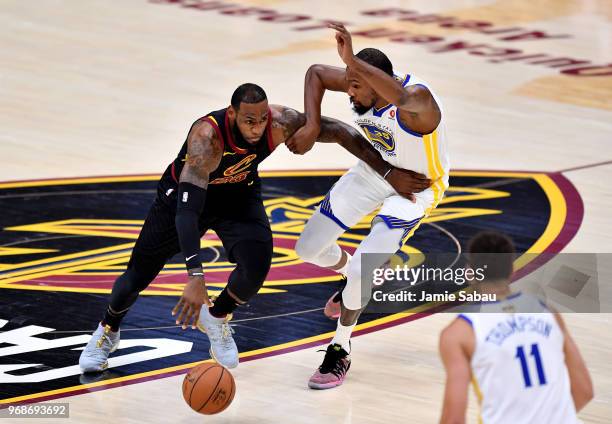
[182,363,235,415]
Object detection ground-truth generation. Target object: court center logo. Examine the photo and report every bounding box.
[0,170,582,405]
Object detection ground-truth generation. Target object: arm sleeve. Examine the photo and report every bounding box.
[175,182,207,270]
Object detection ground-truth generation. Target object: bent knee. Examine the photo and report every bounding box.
[295,234,321,263]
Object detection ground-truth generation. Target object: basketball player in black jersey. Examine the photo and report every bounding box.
[79,83,431,372]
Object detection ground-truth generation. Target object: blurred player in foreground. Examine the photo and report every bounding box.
[439,231,593,423]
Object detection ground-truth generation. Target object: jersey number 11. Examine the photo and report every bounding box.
[515,343,547,387]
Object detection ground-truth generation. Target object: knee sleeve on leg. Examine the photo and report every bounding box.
[341,222,406,311]
[294,233,319,263]
[296,212,344,266]
[296,238,342,267]
[225,239,272,302]
[343,257,366,310]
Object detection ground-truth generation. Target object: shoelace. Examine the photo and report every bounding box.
[220,323,235,348]
[95,333,114,350]
[317,348,348,377]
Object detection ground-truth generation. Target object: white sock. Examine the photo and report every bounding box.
[331,320,356,353]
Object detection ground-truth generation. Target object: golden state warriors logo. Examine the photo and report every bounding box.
[0,170,582,405]
[358,123,396,155]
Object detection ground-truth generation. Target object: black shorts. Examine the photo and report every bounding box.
[128,175,272,276]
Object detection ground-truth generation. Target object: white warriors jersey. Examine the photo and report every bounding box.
[352,72,450,209]
[460,293,579,424]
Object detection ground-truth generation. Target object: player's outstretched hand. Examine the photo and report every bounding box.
[328,22,355,66]
[172,275,212,330]
[386,168,432,202]
[286,123,319,155]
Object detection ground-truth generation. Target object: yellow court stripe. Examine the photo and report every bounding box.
[260,170,346,177]
[0,244,134,278]
[0,170,350,191]
[0,170,541,192]
[450,170,535,178]
[0,309,420,405]
[0,247,59,256]
[0,252,133,286]
[0,357,215,404]
[513,174,567,271]
[37,219,144,224]
[0,241,135,272]
[0,176,160,190]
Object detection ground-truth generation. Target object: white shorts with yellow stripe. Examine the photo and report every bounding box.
[319,161,446,244]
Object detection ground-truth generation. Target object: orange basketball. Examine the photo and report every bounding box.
[182,363,235,415]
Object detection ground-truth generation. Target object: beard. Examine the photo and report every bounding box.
[232,121,262,145]
[350,98,374,115]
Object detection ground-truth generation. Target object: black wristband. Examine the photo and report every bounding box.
[175,182,207,270]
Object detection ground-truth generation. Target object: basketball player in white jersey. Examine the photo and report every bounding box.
[439,232,593,424]
[287,23,450,389]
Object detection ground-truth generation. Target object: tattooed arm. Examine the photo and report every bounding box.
[269,105,431,198]
[270,104,307,147]
[317,116,431,198]
[180,119,223,188]
[172,119,222,330]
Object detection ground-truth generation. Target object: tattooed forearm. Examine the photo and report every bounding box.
[317,116,362,145]
[272,106,307,143]
[318,116,391,177]
[179,120,222,188]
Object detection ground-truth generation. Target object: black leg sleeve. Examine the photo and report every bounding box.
[101,196,183,330]
[102,268,151,330]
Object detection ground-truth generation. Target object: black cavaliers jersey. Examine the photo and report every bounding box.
[162,107,276,192]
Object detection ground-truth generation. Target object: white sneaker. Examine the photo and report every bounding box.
[79,323,120,373]
[197,306,239,369]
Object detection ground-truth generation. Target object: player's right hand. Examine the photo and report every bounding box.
[386,168,432,202]
[172,275,212,330]
[286,123,319,155]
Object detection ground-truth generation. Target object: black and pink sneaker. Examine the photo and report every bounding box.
[308,344,351,389]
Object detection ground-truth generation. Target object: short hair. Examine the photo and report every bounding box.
[231,83,267,110]
[467,231,516,280]
[356,48,393,76]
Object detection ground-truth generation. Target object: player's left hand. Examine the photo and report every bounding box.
[329,22,355,66]
[386,168,432,202]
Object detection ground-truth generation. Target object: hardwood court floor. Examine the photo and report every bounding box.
[1,0,611,422]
